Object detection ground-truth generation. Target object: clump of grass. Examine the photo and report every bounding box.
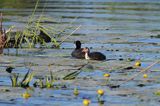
[10,73,19,87]
[20,71,34,88]
[33,64,55,88]
[5,0,80,48]
[33,75,55,89]
[10,70,34,88]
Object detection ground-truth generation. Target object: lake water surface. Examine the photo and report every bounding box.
[1,0,160,35]
[0,0,160,106]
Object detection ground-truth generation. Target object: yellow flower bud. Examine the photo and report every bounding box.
[143,74,148,78]
[22,91,31,99]
[135,61,141,67]
[97,89,104,96]
[73,88,79,96]
[104,73,110,77]
[83,99,90,106]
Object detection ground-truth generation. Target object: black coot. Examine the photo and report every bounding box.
[82,47,106,61]
[71,40,85,59]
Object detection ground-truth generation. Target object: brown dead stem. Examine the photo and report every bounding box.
[0,13,7,54]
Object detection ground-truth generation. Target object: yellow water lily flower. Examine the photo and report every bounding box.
[22,91,31,99]
[135,61,141,67]
[143,74,148,78]
[97,89,104,96]
[83,99,90,106]
[73,88,79,96]
[104,73,110,77]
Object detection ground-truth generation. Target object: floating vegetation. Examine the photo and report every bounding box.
[83,99,90,106]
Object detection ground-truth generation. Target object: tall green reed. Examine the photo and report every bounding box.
[6,0,80,48]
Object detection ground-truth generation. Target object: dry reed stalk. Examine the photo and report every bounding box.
[0,13,7,54]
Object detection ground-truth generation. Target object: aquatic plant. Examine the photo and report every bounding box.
[33,64,55,88]
[143,74,148,78]
[45,76,52,88]
[154,90,160,96]
[63,63,88,80]
[22,91,31,99]
[6,0,80,48]
[45,64,55,88]
[134,60,141,67]
[33,79,44,88]
[20,71,34,88]
[103,73,110,78]
[10,70,34,88]
[117,61,159,87]
[73,87,79,96]
[103,73,110,85]
[10,73,19,87]
[63,70,81,80]
[83,99,90,106]
[97,89,105,104]
[97,89,104,96]
[0,13,7,53]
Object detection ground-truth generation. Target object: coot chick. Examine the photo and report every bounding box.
[71,40,85,59]
[82,47,106,61]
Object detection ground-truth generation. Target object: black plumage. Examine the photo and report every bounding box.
[71,40,85,59]
[6,66,14,73]
[82,47,106,61]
